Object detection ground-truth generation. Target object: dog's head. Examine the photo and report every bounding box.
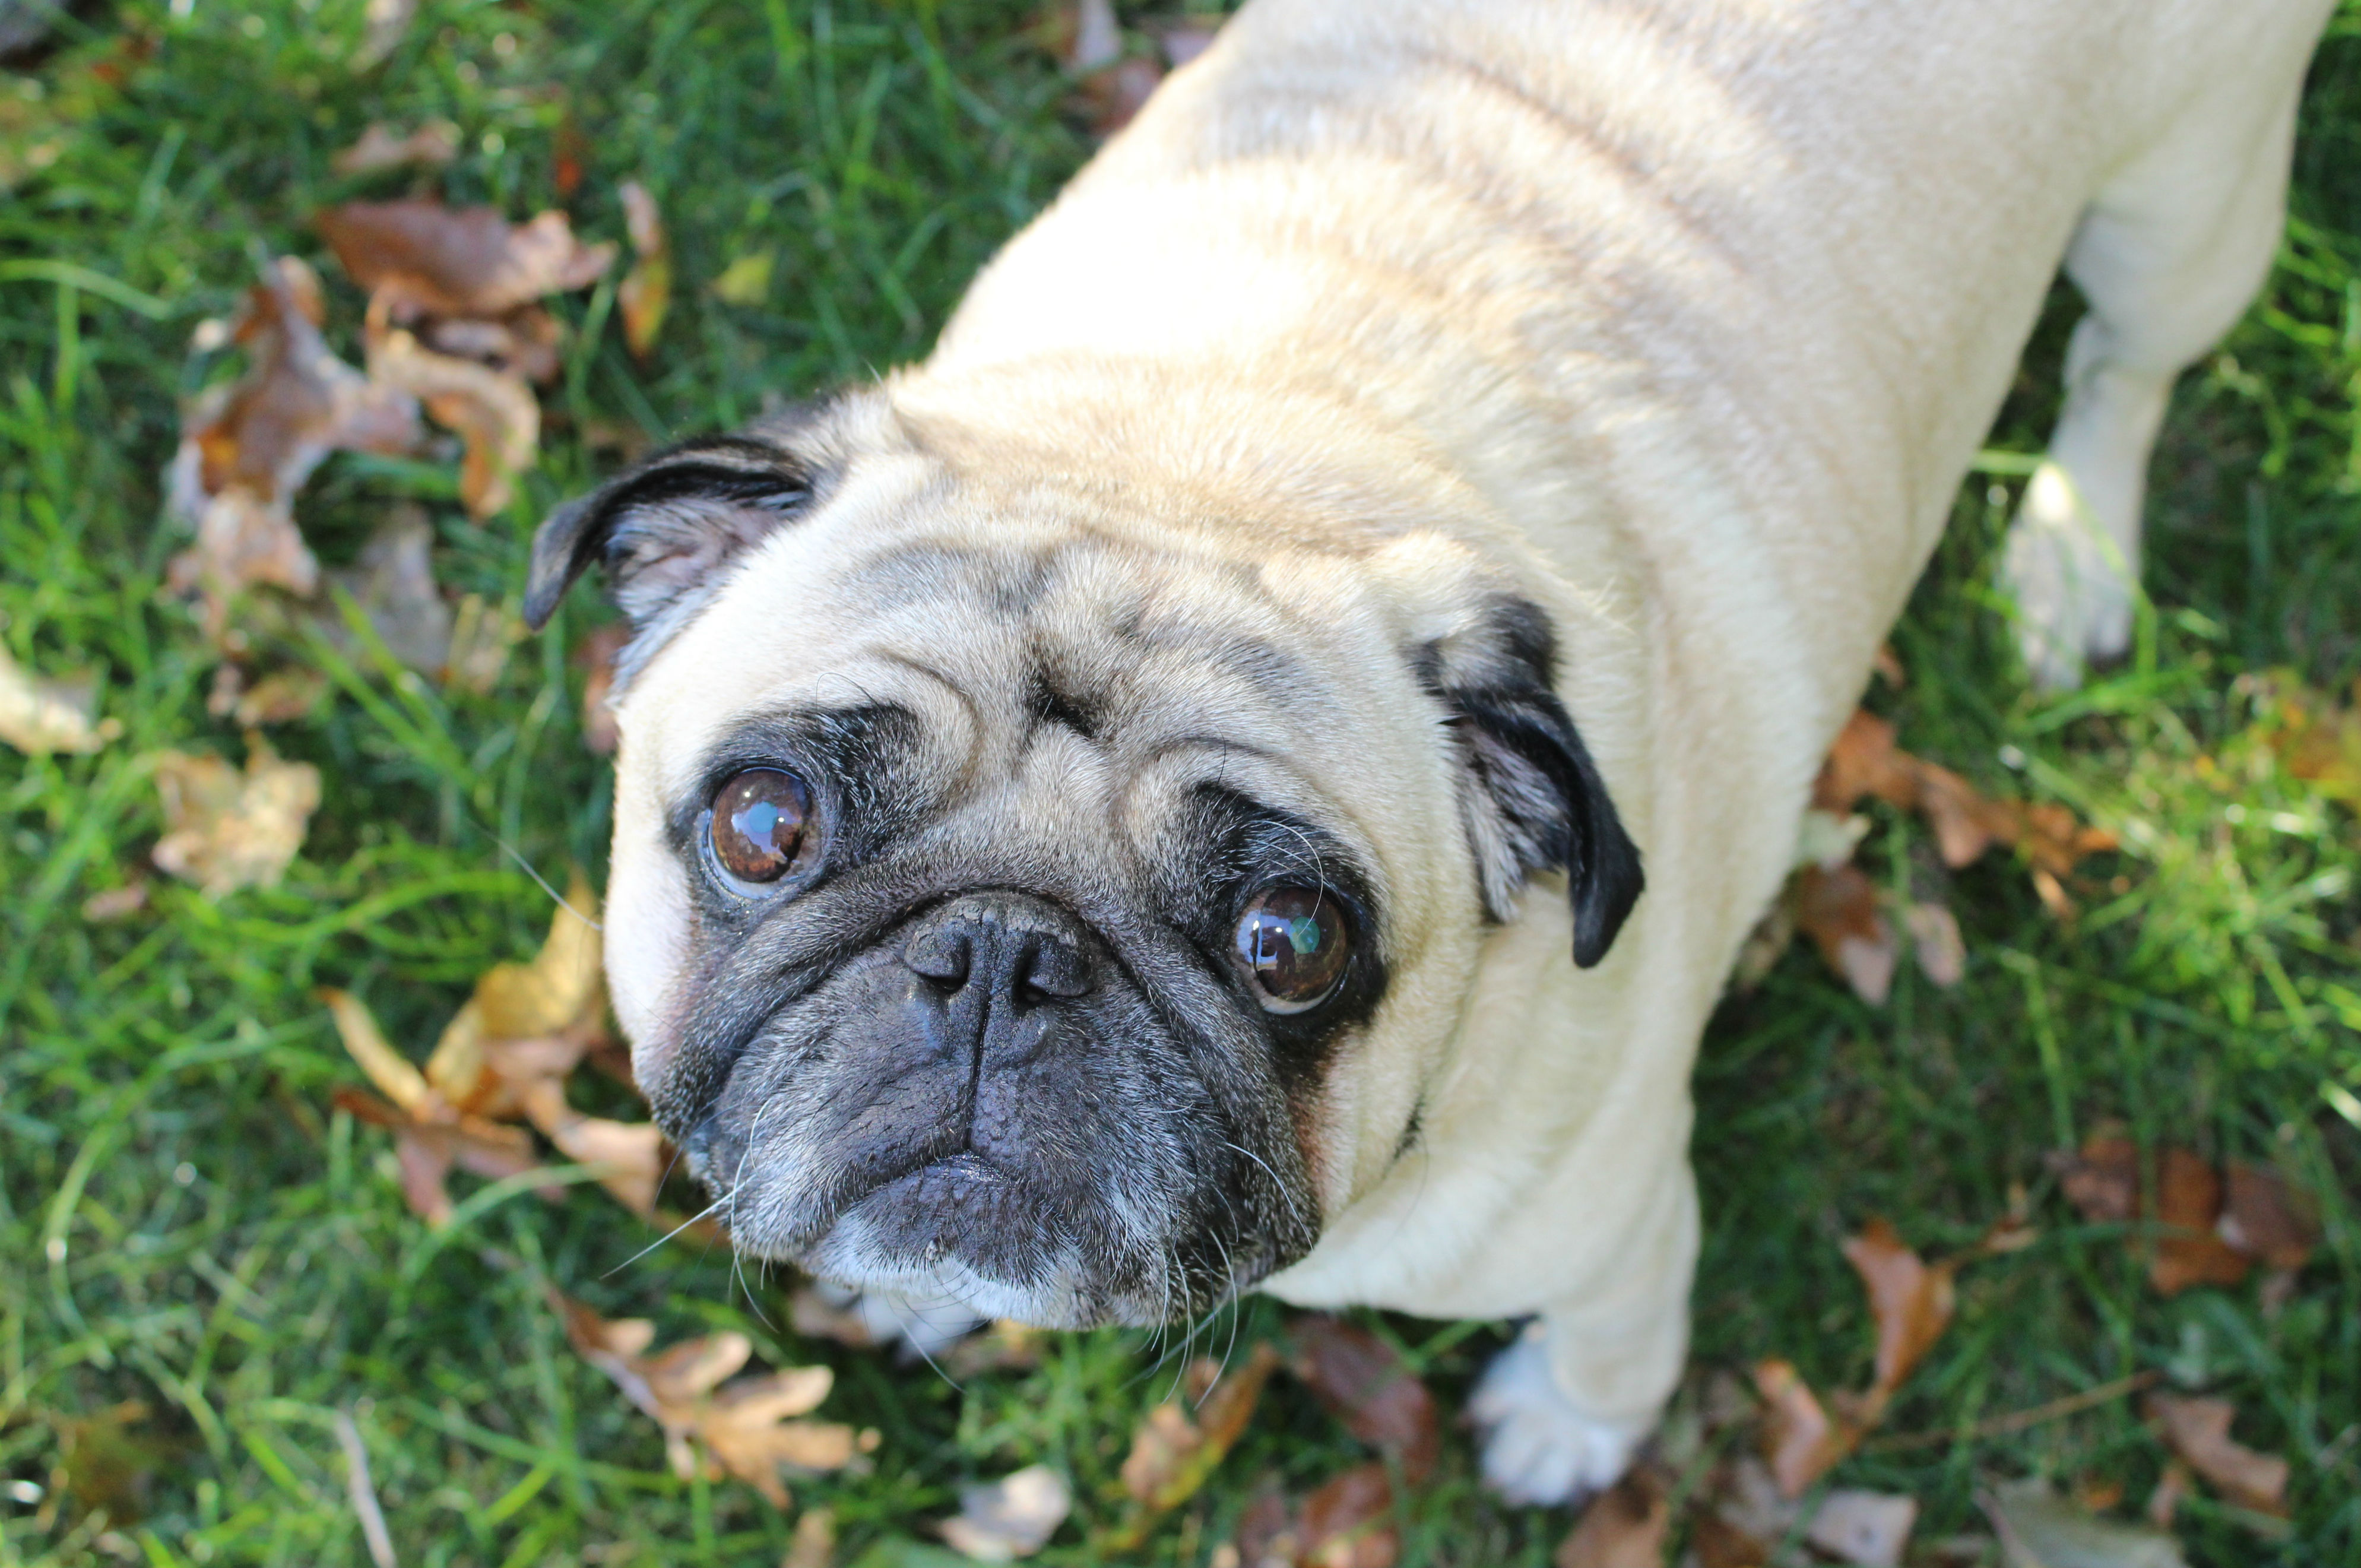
[526,391,1641,1326]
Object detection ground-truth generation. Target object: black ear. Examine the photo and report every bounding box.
[1431,597,1643,968]
[523,432,820,633]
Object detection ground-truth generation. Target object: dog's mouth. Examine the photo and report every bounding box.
[675,888,1305,1328]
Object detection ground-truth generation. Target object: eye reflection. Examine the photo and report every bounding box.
[1235,886,1351,1013]
[709,768,813,885]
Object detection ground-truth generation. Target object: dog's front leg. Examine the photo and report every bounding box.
[1469,1161,1698,1506]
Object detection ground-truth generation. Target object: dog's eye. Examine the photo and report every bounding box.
[1235,887,1350,1013]
[709,768,814,885]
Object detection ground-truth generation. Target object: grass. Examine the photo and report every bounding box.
[1,1,2356,1564]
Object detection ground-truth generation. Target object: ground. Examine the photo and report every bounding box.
[1,2,2356,1565]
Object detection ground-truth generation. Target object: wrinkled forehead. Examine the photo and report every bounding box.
[623,455,1434,840]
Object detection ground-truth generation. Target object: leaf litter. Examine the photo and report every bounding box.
[617,180,671,360]
[0,642,116,756]
[2052,1129,2318,1296]
[149,739,322,896]
[551,1288,871,1506]
[939,1465,1072,1560]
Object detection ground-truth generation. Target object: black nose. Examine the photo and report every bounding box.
[902,892,1097,1004]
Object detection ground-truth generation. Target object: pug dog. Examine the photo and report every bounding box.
[523,0,2335,1504]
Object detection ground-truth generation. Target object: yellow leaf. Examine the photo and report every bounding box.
[707,249,774,306]
[322,989,430,1112]
[472,873,603,1040]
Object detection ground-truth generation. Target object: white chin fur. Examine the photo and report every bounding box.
[1469,1331,1652,1507]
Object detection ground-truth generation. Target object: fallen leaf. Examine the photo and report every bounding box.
[468,875,604,1042]
[1690,1510,1770,1568]
[363,318,539,517]
[318,200,616,320]
[2144,1395,2289,1516]
[939,1465,1070,1561]
[1807,1490,1917,1568]
[2217,1162,2317,1270]
[1230,1486,1298,1568]
[1296,1464,1397,1568]
[1843,1217,1955,1404]
[1904,899,1966,987]
[2144,1463,2191,1530]
[2148,1148,2250,1297]
[1814,710,1920,813]
[0,643,112,755]
[1980,1480,2188,1568]
[1111,1342,1281,1538]
[1287,1317,1440,1483]
[215,666,331,726]
[618,180,671,361]
[164,256,422,633]
[329,1084,543,1225]
[1752,1358,1847,1497]
[575,624,629,754]
[422,307,566,384]
[789,1283,878,1348]
[942,1319,1048,1378]
[1555,1467,1670,1568]
[323,508,452,674]
[323,987,430,1112]
[1793,861,1895,1005]
[708,249,775,306]
[2252,670,2361,804]
[150,740,321,895]
[332,119,460,174]
[554,1288,860,1507]
[81,880,149,922]
[552,112,590,199]
[50,1401,177,1525]
[2056,1133,2141,1225]
[1912,762,2021,870]
[1703,1455,1798,1556]
[786,1507,837,1568]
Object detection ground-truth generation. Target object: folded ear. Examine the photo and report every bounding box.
[523,430,821,634]
[1428,596,1643,968]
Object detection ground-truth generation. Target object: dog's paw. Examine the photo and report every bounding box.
[1468,1330,1652,1507]
[1999,460,2136,693]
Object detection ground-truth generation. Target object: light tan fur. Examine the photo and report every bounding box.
[596,0,2334,1499]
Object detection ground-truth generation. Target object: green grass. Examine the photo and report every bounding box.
[2,2,2357,1564]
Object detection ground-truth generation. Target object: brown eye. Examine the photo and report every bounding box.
[709,769,813,886]
[1235,886,1351,1013]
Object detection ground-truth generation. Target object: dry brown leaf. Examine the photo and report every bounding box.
[1911,762,2019,870]
[2219,1161,2318,1269]
[1793,861,1895,1005]
[1752,1358,1849,1497]
[363,319,540,517]
[0,644,113,756]
[554,1289,859,1507]
[2146,1395,2289,1516]
[422,307,565,384]
[1555,1467,1670,1568]
[333,119,460,175]
[319,200,616,319]
[81,880,150,922]
[472,875,604,1041]
[1904,900,1966,987]
[2252,671,2361,804]
[330,1084,543,1224]
[1297,1464,1397,1568]
[1690,1510,1770,1568]
[1288,1317,1440,1483]
[618,180,671,362]
[213,666,331,726]
[575,624,629,755]
[1815,710,1921,813]
[2144,1462,2191,1529]
[784,1507,836,1568]
[1843,1217,1956,1404]
[1112,1342,1281,1534]
[322,508,452,674]
[939,1465,1071,1560]
[788,1284,878,1348]
[1980,1480,2189,1568]
[2148,1148,2251,1297]
[1806,1489,1917,1568]
[150,741,321,895]
[165,257,422,633]
[2055,1133,2312,1294]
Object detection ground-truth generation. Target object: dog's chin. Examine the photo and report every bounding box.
[739,1155,1179,1329]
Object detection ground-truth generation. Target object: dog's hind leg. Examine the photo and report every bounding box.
[2001,25,2325,690]
[1470,1162,1698,1506]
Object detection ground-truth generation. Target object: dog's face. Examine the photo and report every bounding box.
[525,394,1641,1328]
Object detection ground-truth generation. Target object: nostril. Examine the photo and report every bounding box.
[1019,935,1093,1000]
[904,929,971,987]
